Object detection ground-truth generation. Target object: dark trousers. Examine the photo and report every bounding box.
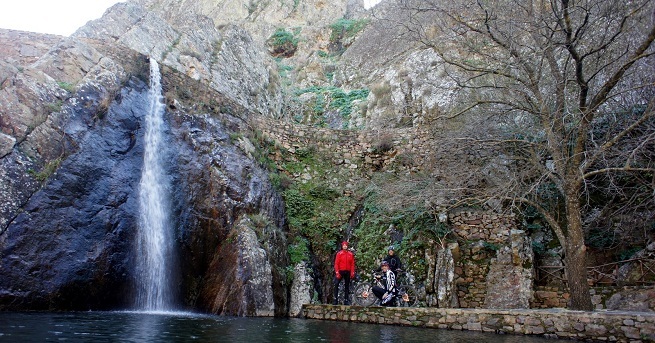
[333,270,351,304]
[372,285,386,300]
[372,286,395,306]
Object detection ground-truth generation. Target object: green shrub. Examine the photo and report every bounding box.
[618,246,642,261]
[57,81,75,92]
[229,132,243,143]
[283,189,315,222]
[268,28,299,57]
[29,157,62,182]
[294,86,369,121]
[295,146,316,160]
[46,101,63,113]
[288,237,310,265]
[270,172,293,191]
[308,184,339,200]
[329,18,369,42]
[482,241,500,252]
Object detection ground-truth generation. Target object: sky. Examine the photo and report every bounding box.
[0,0,125,36]
[0,0,383,36]
[364,0,383,9]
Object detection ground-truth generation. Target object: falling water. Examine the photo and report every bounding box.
[136,57,174,311]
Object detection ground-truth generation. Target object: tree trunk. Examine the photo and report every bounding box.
[563,193,594,311]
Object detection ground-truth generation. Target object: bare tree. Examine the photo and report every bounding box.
[378,0,655,310]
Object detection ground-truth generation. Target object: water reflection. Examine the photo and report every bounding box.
[0,311,571,343]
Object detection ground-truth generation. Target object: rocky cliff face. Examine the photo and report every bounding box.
[0,1,289,315]
[74,1,284,117]
[0,0,485,315]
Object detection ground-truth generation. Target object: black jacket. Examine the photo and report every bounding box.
[383,254,402,272]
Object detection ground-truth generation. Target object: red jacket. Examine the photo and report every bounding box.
[334,249,355,278]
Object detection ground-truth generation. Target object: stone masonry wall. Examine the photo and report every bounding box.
[447,211,529,309]
[249,116,431,175]
[303,304,655,342]
[533,286,655,312]
[449,211,517,243]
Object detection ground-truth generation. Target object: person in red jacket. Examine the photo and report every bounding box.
[333,241,355,305]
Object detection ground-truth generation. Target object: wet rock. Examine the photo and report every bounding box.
[0,22,289,315]
[196,218,276,316]
[0,73,147,310]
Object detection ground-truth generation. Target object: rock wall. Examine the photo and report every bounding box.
[0,49,149,310]
[250,115,537,310]
[303,304,655,342]
[249,116,436,175]
[289,261,315,317]
[448,212,533,309]
[0,29,62,66]
[0,26,290,315]
[533,286,655,312]
[75,1,284,116]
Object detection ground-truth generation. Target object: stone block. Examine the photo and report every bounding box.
[535,291,558,298]
[525,317,542,326]
[585,324,608,337]
[467,322,482,331]
[526,326,545,334]
[621,326,640,339]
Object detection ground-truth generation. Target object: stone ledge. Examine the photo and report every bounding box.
[301,305,655,342]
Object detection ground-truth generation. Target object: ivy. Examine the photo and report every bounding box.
[329,18,369,43]
[294,86,369,119]
[283,189,315,222]
[288,237,310,265]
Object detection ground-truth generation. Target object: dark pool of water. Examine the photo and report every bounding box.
[0,311,571,342]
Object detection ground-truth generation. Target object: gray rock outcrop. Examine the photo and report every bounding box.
[75,1,284,116]
[0,2,290,315]
[289,261,314,317]
[431,244,459,308]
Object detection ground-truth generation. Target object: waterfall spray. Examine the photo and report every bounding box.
[136,57,174,311]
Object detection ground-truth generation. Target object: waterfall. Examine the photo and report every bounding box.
[136,57,174,311]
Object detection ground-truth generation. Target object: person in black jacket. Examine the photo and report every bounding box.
[382,246,402,274]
